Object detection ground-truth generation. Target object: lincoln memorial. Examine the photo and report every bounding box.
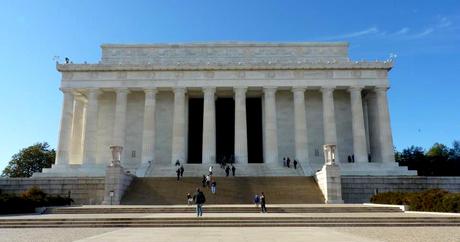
[39,42,414,177]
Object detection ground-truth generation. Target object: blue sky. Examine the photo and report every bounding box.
[0,0,459,171]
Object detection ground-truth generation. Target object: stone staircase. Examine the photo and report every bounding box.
[119,176,324,205]
[47,205,403,214]
[146,164,305,177]
[3,204,460,227]
[4,217,460,228]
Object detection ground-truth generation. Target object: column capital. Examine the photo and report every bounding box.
[347,86,364,93]
[234,86,248,93]
[114,88,130,95]
[144,88,158,95]
[291,87,307,93]
[203,86,216,94]
[320,86,336,93]
[263,87,277,95]
[59,88,73,94]
[374,86,390,93]
[85,88,102,99]
[173,87,186,94]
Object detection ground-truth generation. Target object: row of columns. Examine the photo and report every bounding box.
[54,86,395,168]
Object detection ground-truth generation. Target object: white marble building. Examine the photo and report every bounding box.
[40,42,414,177]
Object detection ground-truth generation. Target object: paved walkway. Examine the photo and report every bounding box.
[1,226,460,242]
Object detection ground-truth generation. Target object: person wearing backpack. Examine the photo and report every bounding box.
[193,188,206,217]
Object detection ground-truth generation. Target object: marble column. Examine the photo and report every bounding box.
[263,87,278,164]
[171,87,186,164]
[292,87,309,165]
[375,86,395,163]
[113,88,129,149]
[320,87,339,162]
[234,87,248,164]
[82,89,101,166]
[348,86,368,163]
[202,87,216,164]
[70,94,86,165]
[141,88,157,165]
[55,88,74,167]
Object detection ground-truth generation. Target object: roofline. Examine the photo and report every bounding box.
[101,42,349,49]
[57,62,393,72]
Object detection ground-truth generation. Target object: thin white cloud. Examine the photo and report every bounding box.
[411,28,434,38]
[320,16,455,41]
[438,17,452,28]
[322,27,379,40]
[393,27,410,35]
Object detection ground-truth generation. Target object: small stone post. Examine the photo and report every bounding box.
[315,144,343,204]
[102,146,134,205]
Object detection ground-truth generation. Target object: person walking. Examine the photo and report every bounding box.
[254,194,260,207]
[193,188,206,217]
[201,175,206,188]
[186,192,193,205]
[225,165,230,177]
[176,168,180,181]
[211,179,217,194]
[206,174,211,187]
[286,157,291,168]
[293,159,298,169]
[283,157,286,167]
[231,165,236,176]
[260,192,267,213]
[208,165,213,175]
[180,165,185,177]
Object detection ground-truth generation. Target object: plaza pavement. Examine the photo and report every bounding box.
[1,210,460,242]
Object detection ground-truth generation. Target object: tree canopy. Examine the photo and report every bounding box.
[2,142,55,178]
[396,140,460,176]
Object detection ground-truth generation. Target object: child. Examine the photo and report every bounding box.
[186,192,193,205]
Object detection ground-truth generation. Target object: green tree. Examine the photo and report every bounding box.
[2,142,55,178]
[449,140,460,160]
[426,143,449,159]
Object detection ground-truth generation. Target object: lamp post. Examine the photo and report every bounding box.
[109,190,114,205]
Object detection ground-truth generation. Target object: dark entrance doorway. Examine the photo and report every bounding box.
[187,98,203,163]
[216,98,235,163]
[246,97,263,163]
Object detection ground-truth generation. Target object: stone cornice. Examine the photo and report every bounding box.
[101,42,349,48]
[57,62,393,72]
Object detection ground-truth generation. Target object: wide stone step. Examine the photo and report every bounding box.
[47,206,403,214]
[1,217,460,228]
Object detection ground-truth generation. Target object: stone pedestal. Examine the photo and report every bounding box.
[102,163,134,205]
[315,164,343,204]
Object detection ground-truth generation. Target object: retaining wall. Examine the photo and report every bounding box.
[342,176,460,203]
[0,177,105,205]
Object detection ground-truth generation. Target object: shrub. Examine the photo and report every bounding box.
[0,187,73,214]
[370,189,460,213]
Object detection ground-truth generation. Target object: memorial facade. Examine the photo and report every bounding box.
[40,42,414,177]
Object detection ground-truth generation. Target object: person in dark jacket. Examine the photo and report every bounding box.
[260,192,267,213]
[193,188,206,217]
[201,175,206,188]
[180,165,185,177]
[293,159,298,169]
[286,157,291,168]
[176,168,180,181]
[225,166,230,177]
[231,165,236,176]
